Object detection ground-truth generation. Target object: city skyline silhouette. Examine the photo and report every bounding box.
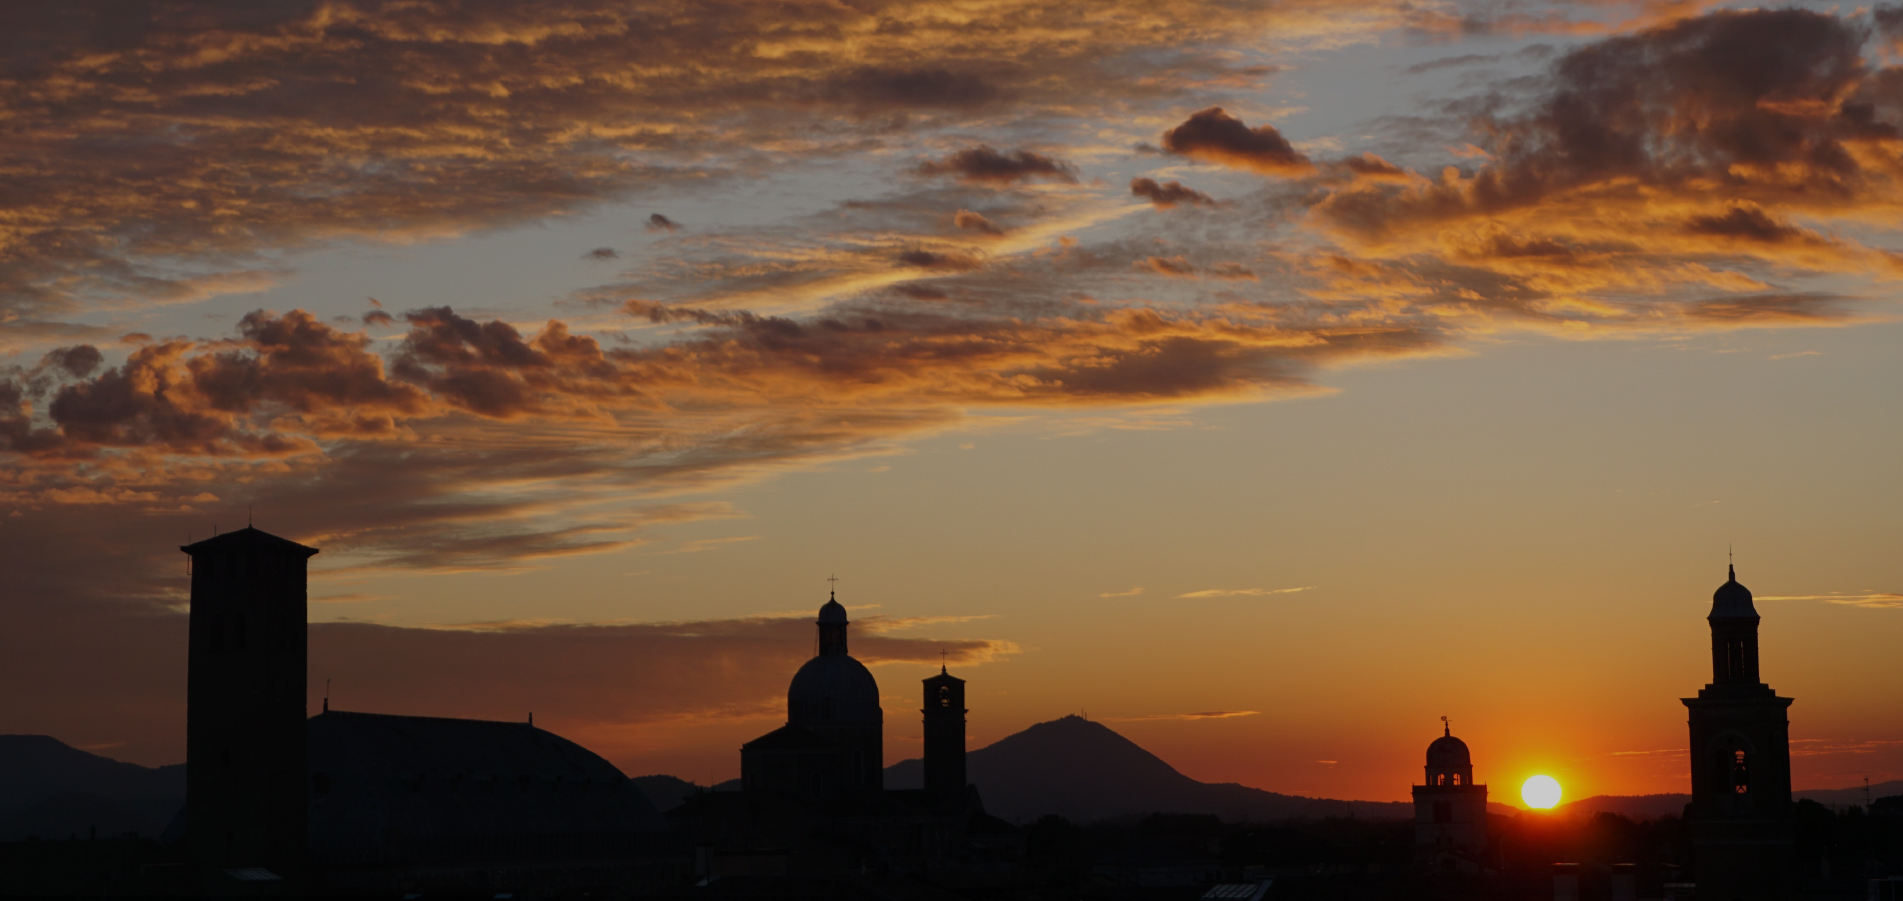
[0,1,1899,896]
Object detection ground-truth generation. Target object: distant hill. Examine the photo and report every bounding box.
[883,715,1412,824]
[1558,794,1691,820]
[1549,782,1903,821]
[1797,781,1903,807]
[0,735,183,840]
[631,774,704,813]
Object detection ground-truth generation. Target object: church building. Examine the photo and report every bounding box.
[1411,720,1490,873]
[179,527,674,893]
[740,593,885,799]
[672,594,1016,876]
[1683,565,1796,899]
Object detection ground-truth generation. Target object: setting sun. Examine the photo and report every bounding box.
[1522,775,1562,809]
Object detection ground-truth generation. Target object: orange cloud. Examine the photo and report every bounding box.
[1162,108,1316,177]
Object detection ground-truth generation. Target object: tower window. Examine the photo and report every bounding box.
[1731,749,1749,794]
[1451,774,1461,786]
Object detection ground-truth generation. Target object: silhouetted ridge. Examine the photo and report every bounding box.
[0,735,184,840]
[885,715,1410,823]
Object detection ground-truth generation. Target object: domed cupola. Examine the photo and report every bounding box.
[1424,721,1475,786]
[787,593,882,727]
[1707,564,1765,686]
[1710,565,1758,620]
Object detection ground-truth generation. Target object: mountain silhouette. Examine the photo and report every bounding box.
[881,715,1411,823]
[0,735,184,840]
[1557,781,1903,821]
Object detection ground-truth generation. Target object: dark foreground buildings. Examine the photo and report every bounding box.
[180,527,675,895]
[1684,565,1796,900]
[174,526,1010,895]
[672,596,1019,877]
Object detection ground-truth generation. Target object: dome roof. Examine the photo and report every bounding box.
[818,596,848,624]
[307,710,666,865]
[1427,734,1471,768]
[1710,565,1757,619]
[787,654,882,725]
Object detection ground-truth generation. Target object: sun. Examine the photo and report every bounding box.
[1522,775,1562,809]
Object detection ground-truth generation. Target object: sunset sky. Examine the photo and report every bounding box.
[2,0,1899,806]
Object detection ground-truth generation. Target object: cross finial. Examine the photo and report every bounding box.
[941,649,947,674]
[827,573,838,594]
[1441,715,1449,737]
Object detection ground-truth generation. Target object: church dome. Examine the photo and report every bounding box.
[1710,565,1757,619]
[1426,733,1471,768]
[787,654,882,725]
[818,597,848,624]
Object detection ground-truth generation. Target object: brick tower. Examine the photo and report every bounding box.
[182,526,319,878]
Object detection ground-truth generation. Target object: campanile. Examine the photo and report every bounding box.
[182,526,319,877]
[1682,565,1795,900]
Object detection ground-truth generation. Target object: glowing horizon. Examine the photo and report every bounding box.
[0,0,1898,805]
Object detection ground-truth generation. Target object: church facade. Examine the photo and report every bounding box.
[1683,565,1796,899]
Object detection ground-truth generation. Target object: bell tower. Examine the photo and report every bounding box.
[1682,565,1795,900]
[1410,720,1489,873]
[922,664,966,806]
[182,526,319,877]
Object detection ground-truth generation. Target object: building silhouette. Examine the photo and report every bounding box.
[740,593,884,799]
[1410,721,1489,873]
[922,664,967,804]
[182,527,319,878]
[1683,564,1795,899]
[675,594,1017,876]
[181,527,671,893]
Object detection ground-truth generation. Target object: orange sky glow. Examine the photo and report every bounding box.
[1,0,1898,806]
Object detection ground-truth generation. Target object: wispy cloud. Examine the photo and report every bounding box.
[1099,586,1145,597]
[1102,710,1261,721]
[1175,586,1317,599]
[663,536,763,555]
[858,614,1000,634]
[1758,593,1903,609]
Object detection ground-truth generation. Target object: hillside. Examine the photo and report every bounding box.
[884,715,1412,823]
[0,735,184,840]
[1550,782,1903,821]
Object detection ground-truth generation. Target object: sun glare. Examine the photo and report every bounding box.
[1522,775,1562,809]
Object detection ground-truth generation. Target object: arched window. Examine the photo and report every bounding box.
[1451,774,1461,786]
[938,686,951,708]
[1714,742,1750,795]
